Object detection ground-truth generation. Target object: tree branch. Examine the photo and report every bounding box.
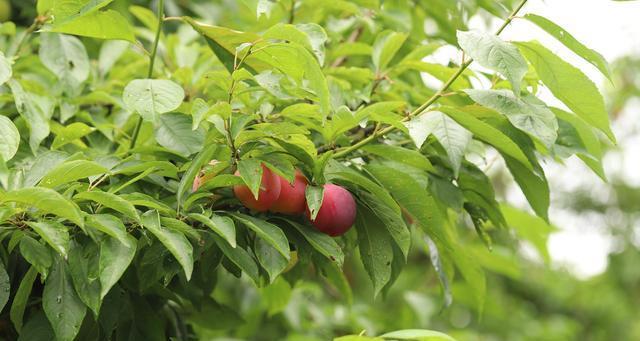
[330,0,529,159]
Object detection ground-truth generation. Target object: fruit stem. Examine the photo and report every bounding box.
[130,0,165,150]
[331,0,529,159]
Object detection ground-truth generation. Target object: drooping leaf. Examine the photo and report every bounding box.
[75,191,140,222]
[0,51,12,86]
[516,41,615,142]
[39,160,108,188]
[1,188,84,227]
[523,14,611,80]
[404,111,472,176]
[0,115,19,162]
[26,221,70,259]
[0,260,10,312]
[282,219,344,266]
[189,213,236,248]
[355,204,395,297]
[254,238,288,283]
[457,30,527,93]
[99,235,136,298]
[154,113,205,156]
[141,210,194,280]
[439,106,534,170]
[372,30,408,72]
[465,89,558,149]
[10,267,38,332]
[230,213,290,259]
[85,214,133,247]
[210,233,259,284]
[123,79,185,122]
[39,33,90,94]
[236,158,264,199]
[305,185,324,220]
[19,235,53,276]
[9,79,52,152]
[43,257,87,341]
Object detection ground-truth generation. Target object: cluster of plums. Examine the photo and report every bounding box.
[232,164,356,237]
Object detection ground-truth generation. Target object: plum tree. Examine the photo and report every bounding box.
[306,184,357,237]
[233,164,281,211]
[270,170,308,214]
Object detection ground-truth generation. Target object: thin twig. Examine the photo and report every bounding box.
[330,0,529,159]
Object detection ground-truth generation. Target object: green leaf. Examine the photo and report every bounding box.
[282,219,344,266]
[188,213,236,248]
[230,213,290,259]
[372,30,408,72]
[123,79,185,122]
[85,214,133,247]
[0,260,9,312]
[99,235,136,299]
[552,108,605,179]
[51,122,94,150]
[67,242,101,316]
[439,106,534,170]
[0,51,11,86]
[177,144,217,205]
[141,210,194,280]
[362,145,434,171]
[256,43,331,116]
[501,204,555,264]
[10,267,38,332]
[380,329,457,341]
[404,111,472,176]
[355,204,395,296]
[254,238,288,283]
[39,33,90,94]
[184,18,263,74]
[305,185,324,220]
[335,335,383,341]
[0,115,19,162]
[465,89,558,149]
[261,277,292,315]
[20,235,53,276]
[50,9,135,42]
[75,191,140,222]
[210,233,259,284]
[457,31,527,93]
[154,113,205,157]
[366,164,451,251]
[516,41,615,142]
[43,257,87,341]
[26,221,70,259]
[504,155,550,221]
[358,192,411,259]
[523,14,611,80]
[9,79,52,152]
[263,23,327,65]
[1,188,84,227]
[325,160,400,215]
[236,159,264,199]
[39,160,108,188]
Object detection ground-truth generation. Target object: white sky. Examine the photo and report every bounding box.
[436,0,640,278]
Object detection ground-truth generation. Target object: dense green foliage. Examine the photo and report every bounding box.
[0,0,623,340]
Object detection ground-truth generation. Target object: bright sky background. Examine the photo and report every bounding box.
[496,0,640,278]
[426,0,640,278]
